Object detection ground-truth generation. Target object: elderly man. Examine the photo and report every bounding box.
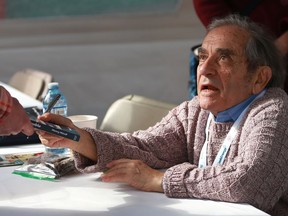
[38,15,288,215]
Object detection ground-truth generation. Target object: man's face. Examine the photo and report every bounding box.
[197,25,255,115]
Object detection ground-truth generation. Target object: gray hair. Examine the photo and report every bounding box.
[207,14,286,88]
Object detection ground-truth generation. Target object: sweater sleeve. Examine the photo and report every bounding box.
[73,100,200,173]
[162,88,288,213]
[0,86,12,120]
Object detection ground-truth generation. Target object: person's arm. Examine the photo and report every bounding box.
[76,100,202,192]
[37,113,172,192]
[72,106,190,174]
[38,99,197,176]
[38,99,210,194]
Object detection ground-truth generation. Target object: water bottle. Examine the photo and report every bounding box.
[42,82,70,156]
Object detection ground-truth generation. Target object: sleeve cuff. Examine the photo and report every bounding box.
[163,162,197,198]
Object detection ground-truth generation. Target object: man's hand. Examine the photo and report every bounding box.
[101,159,164,193]
[37,113,98,161]
[37,113,76,149]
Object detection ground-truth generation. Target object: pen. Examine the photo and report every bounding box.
[44,94,61,113]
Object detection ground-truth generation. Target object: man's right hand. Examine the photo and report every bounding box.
[37,113,98,161]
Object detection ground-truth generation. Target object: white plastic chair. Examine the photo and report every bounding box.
[24,69,53,101]
[9,69,53,101]
[100,94,176,133]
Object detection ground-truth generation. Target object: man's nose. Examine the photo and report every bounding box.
[198,58,217,76]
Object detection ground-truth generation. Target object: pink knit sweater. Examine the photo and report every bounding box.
[74,87,288,215]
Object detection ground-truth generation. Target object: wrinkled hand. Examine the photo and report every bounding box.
[37,113,76,149]
[101,159,164,193]
[37,113,98,161]
[0,98,34,136]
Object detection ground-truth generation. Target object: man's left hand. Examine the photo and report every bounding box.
[101,159,164,193]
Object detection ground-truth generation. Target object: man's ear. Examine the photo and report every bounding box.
[252,66,272,94]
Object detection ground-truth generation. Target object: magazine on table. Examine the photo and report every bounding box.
[0,152,44,167]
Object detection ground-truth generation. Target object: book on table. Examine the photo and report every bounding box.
[25,107,80,142]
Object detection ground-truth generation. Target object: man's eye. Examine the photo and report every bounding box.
[219,55,231,61]
[220,55,227,60]
[198,54,207,61]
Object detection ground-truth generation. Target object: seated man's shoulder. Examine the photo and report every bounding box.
[265,87,288,105]
[252,87,288,118]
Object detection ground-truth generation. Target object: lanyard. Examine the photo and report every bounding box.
[198,90,266,168]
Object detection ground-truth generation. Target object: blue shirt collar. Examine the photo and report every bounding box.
[215,90,264,123]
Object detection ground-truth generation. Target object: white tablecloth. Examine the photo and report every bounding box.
[0,144,270,216]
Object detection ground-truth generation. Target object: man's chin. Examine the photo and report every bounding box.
[199,97,218,112]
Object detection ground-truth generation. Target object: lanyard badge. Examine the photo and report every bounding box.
[198,90,266,168]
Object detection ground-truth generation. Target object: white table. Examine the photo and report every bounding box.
[0,81,42,108]
[0,145,270,216]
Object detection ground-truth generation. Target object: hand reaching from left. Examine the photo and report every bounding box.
[0,97,34,136]
[101,159,164,193]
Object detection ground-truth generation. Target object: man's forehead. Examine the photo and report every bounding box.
[201,25,249,53]
[206,25,248,40]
